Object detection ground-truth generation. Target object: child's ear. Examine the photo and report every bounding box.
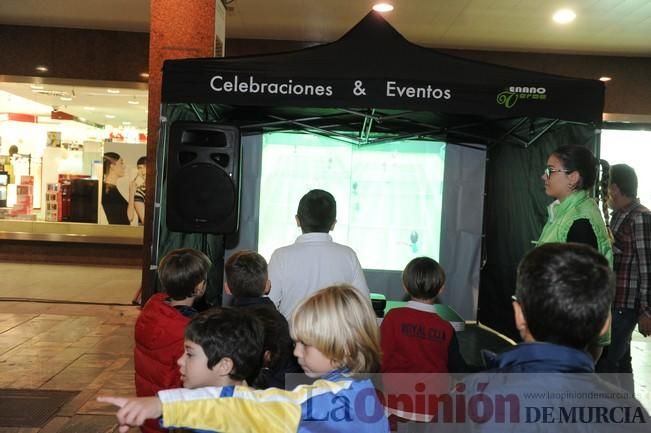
[194,280,207,297]
[223,282,232,296]
[512,301,533,342]
[263,279,271,295]
[213,357,234,376]
[330,219,337,231]
[598,311,612,337]
[439,284,445,295]
[295,215,301,227]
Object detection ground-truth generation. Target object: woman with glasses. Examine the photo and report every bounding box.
[537,144,613,361]
[537,145,612,260]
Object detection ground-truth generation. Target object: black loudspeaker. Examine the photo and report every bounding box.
[166,121,241,234]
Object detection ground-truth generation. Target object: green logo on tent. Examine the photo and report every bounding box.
[497,91,518,108]
[497,87,547,109]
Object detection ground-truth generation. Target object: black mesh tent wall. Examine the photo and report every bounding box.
[147,11,604,335]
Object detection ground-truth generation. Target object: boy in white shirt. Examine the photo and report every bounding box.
[268,189,369,318]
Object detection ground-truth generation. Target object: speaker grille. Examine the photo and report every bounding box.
[171,164,235,223]
[166,121,241,234]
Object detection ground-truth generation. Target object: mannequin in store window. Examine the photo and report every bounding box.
[102,152,135,225]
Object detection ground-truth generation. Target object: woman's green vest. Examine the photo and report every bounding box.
[537,190,613,265]
[537,190,613,347]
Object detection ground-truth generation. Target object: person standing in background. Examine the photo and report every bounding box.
[537,145,612,259]
[4,145,19,183]
[596,164,651,389]
[536,144,613,361]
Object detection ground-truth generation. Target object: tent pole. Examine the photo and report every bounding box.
[207,105,221,121]
[359,109,376,145]
[495,117,529,144]
[188,104,205,121]
[526,119,559,147]
[266,115,359,144]
[147,113,170,300]
[364,128,444,146]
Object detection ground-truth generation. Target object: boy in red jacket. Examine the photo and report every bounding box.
[380,257,466,429]
[134,248,210,433]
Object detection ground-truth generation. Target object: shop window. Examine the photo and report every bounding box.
[0,83,148,243]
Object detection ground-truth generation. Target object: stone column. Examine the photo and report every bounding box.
[141,0,219,302]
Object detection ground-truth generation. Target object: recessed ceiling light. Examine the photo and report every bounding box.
[140,72,149,78]
[105,114,116,119]
[122,121,132,125]
[84,106,95,111]
[35,65,49,72]
[60,96,73,101]
[30,84,44,90]
[599,76,612,82]
[107,89,120,94]
[127,99,140,105]
[373,3,394,13]
[79,117,87,122]
[553,8,576,24]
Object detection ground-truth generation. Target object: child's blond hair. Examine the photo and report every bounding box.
[290,284,381,373]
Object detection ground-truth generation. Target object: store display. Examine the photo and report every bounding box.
[10,176,33,216]
[0,171,8,208]
[45,182,59,221]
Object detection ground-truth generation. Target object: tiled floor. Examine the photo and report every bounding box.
[0,263,140,305]
[0,301,140,433]
[631,328,651,408]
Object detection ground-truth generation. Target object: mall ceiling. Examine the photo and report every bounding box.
[1,0,650,129]
[2,0,651,56]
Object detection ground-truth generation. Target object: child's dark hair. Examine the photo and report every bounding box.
[610,163,638,198]
[185,307,264,383]
[296,189,336,233]
[402,257,446,300]
[516,242,614,350]
[225,250,268,298]
[158,248,211,300]
[137,156,146,166]
[247,306,295,389]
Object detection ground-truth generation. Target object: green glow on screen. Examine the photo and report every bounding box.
[258,132,446,271]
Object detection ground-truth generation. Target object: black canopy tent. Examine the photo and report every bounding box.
[150,12,604,336]
[162,12,603,124]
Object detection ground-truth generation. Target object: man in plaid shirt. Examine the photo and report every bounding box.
[597,164,651,384]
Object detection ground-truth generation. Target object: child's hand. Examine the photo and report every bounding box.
[97,396,162,433]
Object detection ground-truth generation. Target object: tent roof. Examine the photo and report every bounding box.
[162,11,604,124]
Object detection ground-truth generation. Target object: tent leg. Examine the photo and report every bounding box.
[146,114,170,300]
